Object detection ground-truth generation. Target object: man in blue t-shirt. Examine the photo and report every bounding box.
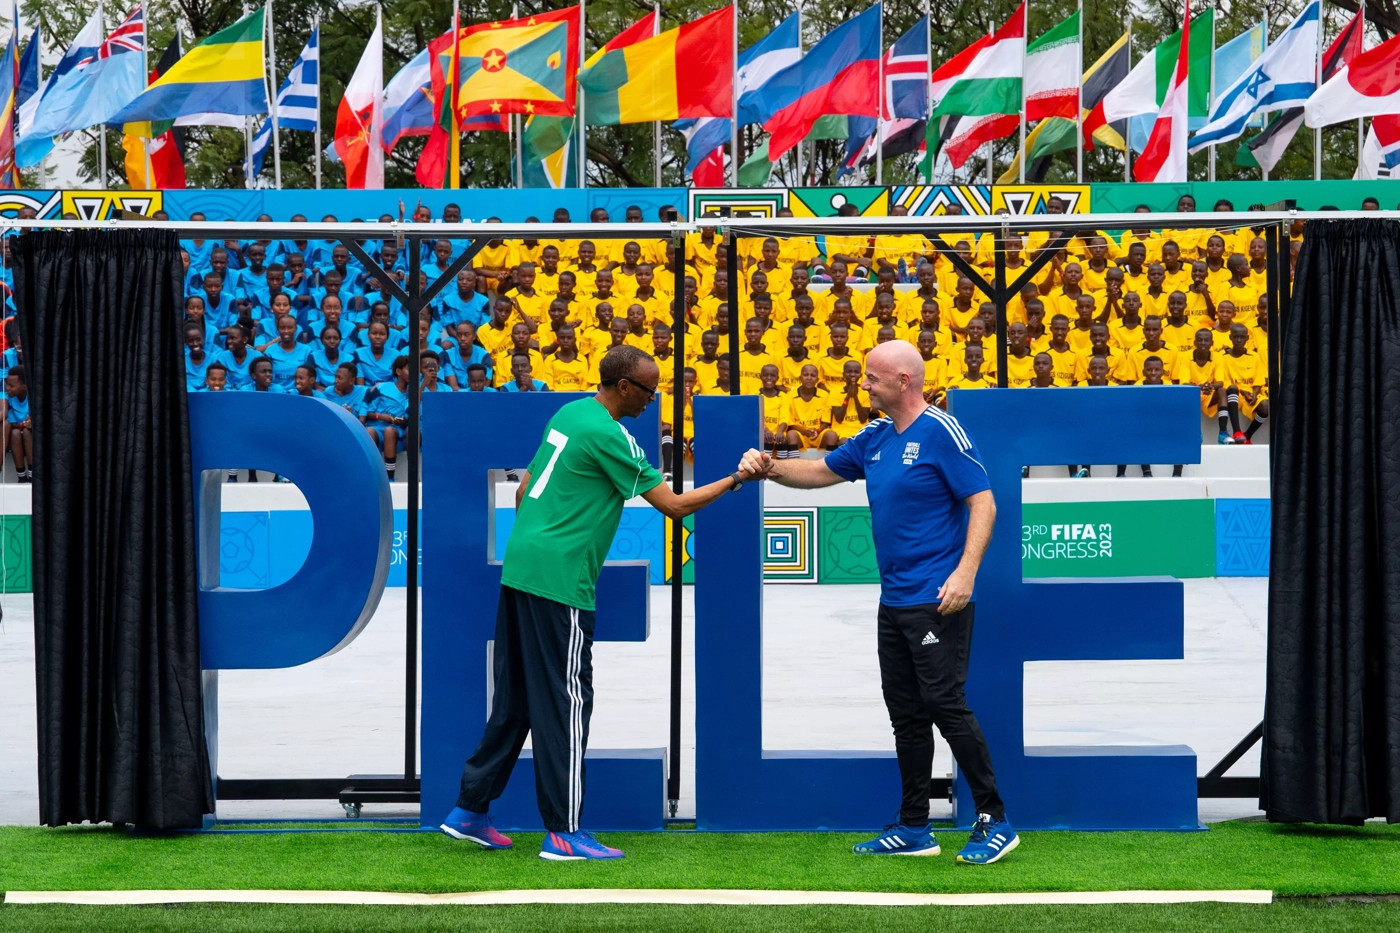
[740,340,1015,865]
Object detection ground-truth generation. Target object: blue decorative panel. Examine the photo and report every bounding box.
[1215,498,1271,576]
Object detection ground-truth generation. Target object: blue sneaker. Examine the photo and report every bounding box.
[1219,431,1235,445]
[540,829,625,861]
[956,813,1019,864]
[853,823,941,856]
[439,807,512,849]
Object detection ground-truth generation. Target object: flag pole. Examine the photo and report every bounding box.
[1314,0,1323,180]
[924,0,932,184]
[141,0,152,187]
[1259,4,1268,182]
[985,19,993,184]
[1358,1,1365,170]
[730,0,739,186]
[876,1,883,185]
[511,2,521,188]
[266,0,281,189]
[449,0,460,189]
[1017,0,1027,184]
[1208,0,1217,182]
[97,0,106,183]
[653,2,661,186]
[795,2,804,185]
[1075,0,1083,182]
[579,0,587,187]
[313,14,321,189]
[1123,18,1131,182]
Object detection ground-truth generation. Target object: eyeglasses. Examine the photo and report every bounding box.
[622,377,658,401]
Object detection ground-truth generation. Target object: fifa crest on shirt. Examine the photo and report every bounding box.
[902,441,921,464]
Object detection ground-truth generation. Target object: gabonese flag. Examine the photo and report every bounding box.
[1025,11,1080,121]
[932,3,1025,168]
[1305,32,1400,127]
[1135,0,1190,182]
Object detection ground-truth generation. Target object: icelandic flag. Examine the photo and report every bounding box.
[250,27,319,177]
[1189,1,1318,151]
[675,11,801,181]
[884,16,929,120]
[26,6,146,141]
[749,4,882,160]
[15,10,102,166]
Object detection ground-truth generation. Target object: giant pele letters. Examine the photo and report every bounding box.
[195,387,1204,830]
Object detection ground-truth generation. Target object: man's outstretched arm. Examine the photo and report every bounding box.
[737,449,846,489]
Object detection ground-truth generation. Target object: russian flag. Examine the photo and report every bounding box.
[747,4,881,160]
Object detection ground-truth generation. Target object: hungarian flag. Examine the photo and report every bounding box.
[1024,11,1079,121]
[1305,30,1400,127]
[931,3,1025,169]
[1083,8,1212,142]
[334,11,383,188]
[1135,0,1190,182]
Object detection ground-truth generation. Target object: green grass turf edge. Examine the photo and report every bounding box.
[2,901,1399,933]
[2,820,1398,897]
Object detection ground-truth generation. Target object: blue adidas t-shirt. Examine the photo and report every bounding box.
[823,406,991,607]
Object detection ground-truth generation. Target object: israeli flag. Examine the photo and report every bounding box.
[1189,1,1319,152]
[250,27,319,177]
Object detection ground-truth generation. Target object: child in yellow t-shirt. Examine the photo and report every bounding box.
[829,359,871,444]
[782,364,831,450]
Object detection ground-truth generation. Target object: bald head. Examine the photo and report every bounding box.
[864,340,928,415]
[867,340,925,384]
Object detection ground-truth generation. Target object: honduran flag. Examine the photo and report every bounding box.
[750,4,881,161]
[1305,31,1400,127]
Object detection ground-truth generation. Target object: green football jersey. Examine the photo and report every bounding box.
[501,398,664,610]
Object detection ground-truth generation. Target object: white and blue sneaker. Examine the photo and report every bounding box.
[853,822,941,856]
[540,829,625,860]
[956,813,1019,864]
[439,807,513,849]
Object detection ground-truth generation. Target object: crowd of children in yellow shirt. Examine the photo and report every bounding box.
[469,198,1277,458]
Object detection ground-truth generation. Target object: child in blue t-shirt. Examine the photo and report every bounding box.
[290,363,324,398]
[353,320,397,386]
[213,320,264,389]
[203,361,229,392]
[5,363,30,482]
[185,322,213,392]
[366,354,410,481]
[257,314,314,388]
[324,361,369,419]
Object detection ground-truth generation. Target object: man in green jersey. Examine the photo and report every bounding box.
[441,345,753,860]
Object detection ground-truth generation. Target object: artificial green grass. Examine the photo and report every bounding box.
[1,820,1397,897]
[2,901,1400,933]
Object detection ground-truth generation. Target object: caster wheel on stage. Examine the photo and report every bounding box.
[343,802,362,819]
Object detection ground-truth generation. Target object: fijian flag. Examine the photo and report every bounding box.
[1240,7,1363,173]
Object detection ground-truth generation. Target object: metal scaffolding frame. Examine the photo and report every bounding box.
[1,206,1334,810]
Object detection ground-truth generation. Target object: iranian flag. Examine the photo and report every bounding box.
[1025,11,1080,121]
[1305,32,1400,127]
[932,2,1025,169]
[1135,0,1190,182]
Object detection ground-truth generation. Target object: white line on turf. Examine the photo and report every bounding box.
[2,889,1274,907]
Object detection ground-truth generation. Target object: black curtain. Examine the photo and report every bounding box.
[1263,218,1399,825]
[17,229,211,829]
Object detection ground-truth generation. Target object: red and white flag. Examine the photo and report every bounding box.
[334,9,384,189]
[1135,0,1189,183]
[1305,32,1400,127]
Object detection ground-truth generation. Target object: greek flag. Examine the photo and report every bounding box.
[251,27,318,177]
[1189,1,1319,152]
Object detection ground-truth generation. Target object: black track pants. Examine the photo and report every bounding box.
[456,586,595,833]
[878,601,1005,825]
